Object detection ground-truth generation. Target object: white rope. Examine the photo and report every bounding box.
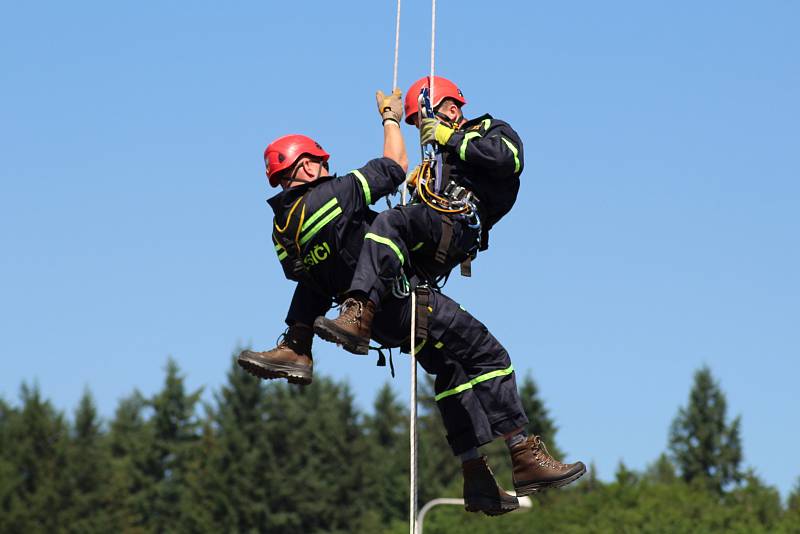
[412,1,437,531]
[429,0,436,102]
[393,0,402,91]
[409,287,417,534]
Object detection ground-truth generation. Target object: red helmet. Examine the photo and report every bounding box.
[263,134,330,187]
[404,75,466,124]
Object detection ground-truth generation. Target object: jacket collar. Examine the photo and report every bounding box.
[266,174,336,214]
[459,113,493,130]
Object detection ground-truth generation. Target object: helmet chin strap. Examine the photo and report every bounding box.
[434,110,462,129]
[284,159,325,188]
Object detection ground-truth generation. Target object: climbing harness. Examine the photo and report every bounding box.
[407,88,483,286]
[371,343,396,377]
[272,196,309,283]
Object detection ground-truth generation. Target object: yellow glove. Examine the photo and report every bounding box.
[406,164,423,188]
[419,118,454,146]
[376,88,403,124]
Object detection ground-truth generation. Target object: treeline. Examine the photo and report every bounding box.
[0,358,798,533]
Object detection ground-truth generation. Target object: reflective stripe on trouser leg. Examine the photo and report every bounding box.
[349,205,431,304]
[413,292,528,455]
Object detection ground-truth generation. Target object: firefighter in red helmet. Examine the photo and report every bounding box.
[316,75,524,355]
[238,89,408,386]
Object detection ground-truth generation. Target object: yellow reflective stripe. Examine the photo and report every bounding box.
[274,242,289,261]
[300,206,342,245]
[434,341,444,349]
[351,170,372,205]
[301,197,338,233]
[411,242,425,251]
[365,233,405,264]
[459,131,481,161]
[482,118,491,130]
[434,365,515,402]
[501,136,521,173]
[414,339,427,355]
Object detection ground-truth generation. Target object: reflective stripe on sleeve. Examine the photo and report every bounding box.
[274,243,288,261]
[501,136,521,173]
[459,132,481,161]
[414,339,427,355]
[351,169,372,205]
[364,232,405,264]
[434,364,515,402]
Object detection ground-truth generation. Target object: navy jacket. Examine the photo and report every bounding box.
[439,114,524,244]
[268,157,406,298]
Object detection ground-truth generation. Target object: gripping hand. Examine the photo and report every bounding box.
[406,164,422,188]
[376,88,403,124]
[419,118,454,146]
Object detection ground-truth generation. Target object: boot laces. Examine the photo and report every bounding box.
[531,435,568,471]
[274,327,291,349]
[338,298,364,325]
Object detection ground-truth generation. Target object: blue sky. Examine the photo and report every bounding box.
[2,1,798,496]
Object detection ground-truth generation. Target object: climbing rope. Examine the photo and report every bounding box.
[389,0,437,529]
[393,0,401,91]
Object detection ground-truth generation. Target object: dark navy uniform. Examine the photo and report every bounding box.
[349,114,524,304]
[375,292,529,455]
[269,156,527,456]
[269,158,405,326]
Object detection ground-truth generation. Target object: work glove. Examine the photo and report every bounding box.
[419,118,455,146]
[376,88,403,124]
[406,164,423,188]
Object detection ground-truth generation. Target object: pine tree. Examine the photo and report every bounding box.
[1,383,70,532]
[0,398,20,533]
[63,389,116,533]
[645,453,677,484]
[141,358,203,532]
[362,382,408,525]
[260,377,371,534]
[614,460,638,487]
[668,366,743,493]
[416,375,463,505]
[200,354,275,532]
[107,390,152,531]
[177,417,217,533]
[789,477,800,512]
[518,372,564,459]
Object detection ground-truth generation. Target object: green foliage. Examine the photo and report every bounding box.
[669,366,743,493]
[0,362,795,533]
[518,372,563,458]
[61,389,118,533]
[0,383,71,533]
[362,382,409,524]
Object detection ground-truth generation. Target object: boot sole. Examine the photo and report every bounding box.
[313,317,370,355]
[236,352,312,386]
[513,464,587,496]
[464,496,520,517]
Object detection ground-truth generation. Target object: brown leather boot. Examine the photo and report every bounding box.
[313,296,375,355]
[237,324,313,385]
[462,456,520,517]
[511,435,586,496]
